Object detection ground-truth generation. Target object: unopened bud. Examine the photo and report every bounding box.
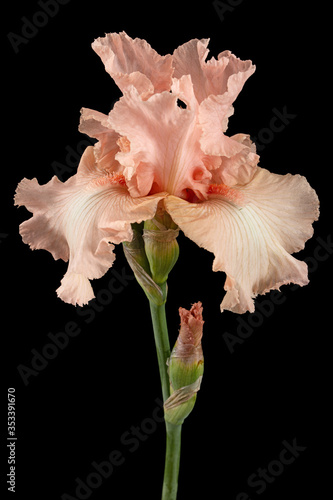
[143,210,179,285]
[164,302,204,425]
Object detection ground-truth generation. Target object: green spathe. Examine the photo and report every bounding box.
[123,223,166,305]
[123,212,179,305]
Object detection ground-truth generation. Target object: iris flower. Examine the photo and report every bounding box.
[15,32,319,313]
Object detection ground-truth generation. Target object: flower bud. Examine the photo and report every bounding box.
[164,302,204,425]
[143,210,179,285]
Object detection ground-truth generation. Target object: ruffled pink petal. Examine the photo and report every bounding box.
[170,74,199,111]
[92,31,173,99]
[199,94,246,157]
[165,167,319,313]
[214,49,255,101]
[79,107,123,172]
[173,39,256,177]
[173,38,255,104]
[57,273,96,306]
[210,134,259,186]
[108,87,212,200]
[79,108,110,137]
[15,146,166,306]
[173,39,211,103]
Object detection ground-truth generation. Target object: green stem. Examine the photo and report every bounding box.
[162,422,182,500]
[149,300,171,402]
[149,299,182,500]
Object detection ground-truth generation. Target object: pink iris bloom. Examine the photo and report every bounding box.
[15,32,319,313]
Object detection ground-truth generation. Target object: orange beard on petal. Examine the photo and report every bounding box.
[207,183,246,206]
[89,173,127,189]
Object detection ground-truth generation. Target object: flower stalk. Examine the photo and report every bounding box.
[144,216,182,499]
[162,422,182,500]
[149,300,171,402]
[149,300,182,500]
[124,213,194,499]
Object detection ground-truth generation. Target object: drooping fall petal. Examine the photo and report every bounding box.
[165,167,319,313]
[92,31,174,99]
[15,146,166,306]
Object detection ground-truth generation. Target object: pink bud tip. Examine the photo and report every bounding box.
[178,302,204,348]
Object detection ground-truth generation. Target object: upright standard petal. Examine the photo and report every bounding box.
[165,167,319,314]
[108,87,212,200]
[79,107,123,172]
[92,31,173,99]
[173,38,255,105]
[15,146,166,306]
[199,94,249,158]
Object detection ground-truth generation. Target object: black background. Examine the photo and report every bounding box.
[3,1,331,499]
